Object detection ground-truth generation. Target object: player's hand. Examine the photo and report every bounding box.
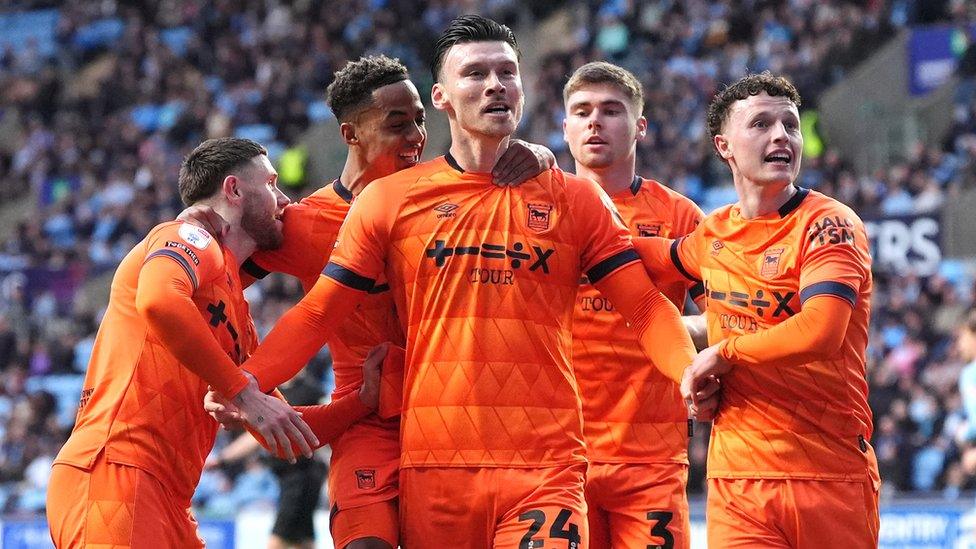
[234,373,319,463]
[177,204,229,238]
[681,342,732,418]
[204,389,244,430]
[358,342,389,410]
[492,139,556,187]
[685,374,721,421]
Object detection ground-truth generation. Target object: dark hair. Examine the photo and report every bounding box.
[563,61,644,114]
[326,55,410,122]
[706,71,802,141]
[178,138,267,206]
[430,14,520,81]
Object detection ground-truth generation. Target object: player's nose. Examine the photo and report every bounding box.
[274,187,290,208]
[771,120,790,143]
[484,70,505,95]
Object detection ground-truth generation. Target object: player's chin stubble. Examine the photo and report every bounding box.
[241,197,283,251]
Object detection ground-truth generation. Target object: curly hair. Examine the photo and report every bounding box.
[706,71,802,140]
[326,55,410,122]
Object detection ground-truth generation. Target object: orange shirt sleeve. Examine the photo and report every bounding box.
[797,209,871,308]
[243,275,367,392]
[243,201,341,290]
[633,235,701,286]
[136,227,249,398]
[567,174,641,283]
[328,177,399,280]
[243,181,399,392]
[720,208,869,367]
[673,196,706,304]
[720,295,853,367]
[592,261,697,384]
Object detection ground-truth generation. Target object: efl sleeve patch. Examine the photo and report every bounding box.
[178,224,213,250]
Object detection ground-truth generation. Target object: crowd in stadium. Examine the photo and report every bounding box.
[0,0,973,518]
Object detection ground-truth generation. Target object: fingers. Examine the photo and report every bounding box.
[365,342,390,365]
[499,160,536,186]
[694,375,721,401]
[257,416,279,457]
[271,427,295,463]
[491,148,519,186]
[290,415,318,458]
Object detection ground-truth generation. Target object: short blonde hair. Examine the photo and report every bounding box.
[563,61,644,115]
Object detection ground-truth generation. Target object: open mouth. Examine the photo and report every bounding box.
[483,103,511,115]
[763,151,792,164]
[399,152,420,164]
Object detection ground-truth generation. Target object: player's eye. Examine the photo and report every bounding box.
[753,120,768,128]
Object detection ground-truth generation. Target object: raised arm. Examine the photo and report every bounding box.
[242,267,370,392]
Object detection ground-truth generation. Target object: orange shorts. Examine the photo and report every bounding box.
[46,455,203,548]
[707,476,880,548]
[585,462,689,549]
[327,415,400,510]
[400,463,587,549]
[330,498,398,548]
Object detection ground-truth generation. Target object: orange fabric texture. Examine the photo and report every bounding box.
[47,456,205,548]
[573,178,703,463]
[585,462,690,549]
[399,464,587,549]
[328,414,401,511]
[246,157,653,469]
[330,499,399,548]
[247,181,405,398]
[636,188,877,482]
[54,221,255,504]
[706,477,880,549]
[245,181,405,514]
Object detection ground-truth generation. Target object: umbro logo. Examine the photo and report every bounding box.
[434,202,458,219]
[711,240,724,256]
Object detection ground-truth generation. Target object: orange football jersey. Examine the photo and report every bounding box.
[244,180,404,509]
[656,188,876,481]
[54,221,256,503]
[573,177,703,463]
[245,181,405,398]
[328,155,639,469]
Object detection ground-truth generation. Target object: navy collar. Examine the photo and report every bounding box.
[629,175,642,196]
[333,179,354,204]
[444,152,464,173]
[777,186,810,217]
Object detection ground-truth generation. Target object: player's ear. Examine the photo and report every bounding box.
[339,122,358,146]
[431,83,449,112]
[714,133,732,160]
[221,175,242,204]
[636,116,648,140]
[562,117,569,144]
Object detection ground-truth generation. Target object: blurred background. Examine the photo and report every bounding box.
[0,0,973,547]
